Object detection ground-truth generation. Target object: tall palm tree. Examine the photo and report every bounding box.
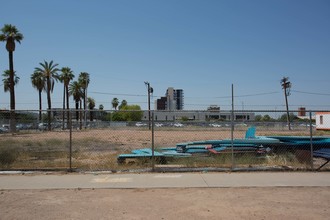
[78,72,90,126]
[112,98,119,110]
[87,97,95,121]
[60,67,74,129]
[69,81,83,124]
[31,70,45,121]
[0,24,23,132]
[34,60,60,130]
[2,70,19,92]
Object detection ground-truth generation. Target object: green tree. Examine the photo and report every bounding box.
[119,99,127,110]
[262,114,272,121]
[2,70,19,92]
[87,97,95,121]
[112,105,143,121]
[78,72,90,126]
[69,81,83,123]
[112,97,119,110]
[31,70,45,121]
[255,115,262,121]
[60,67,75,128]
[35,60,60,130]
[0,24,23,132]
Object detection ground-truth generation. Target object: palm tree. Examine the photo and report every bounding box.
[98,104,104,120]
[60,67,74,129]
[2,70,20,92]
[112,98,119,110]
[119,99,127,110]
[87,97,95,121]
[69,81,83,124]
[34,60,60,130]
[31,70,45,121]
[0,24,23,132]
[78,72,90,126]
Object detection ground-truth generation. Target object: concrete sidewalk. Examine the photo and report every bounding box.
[1,172,330,190]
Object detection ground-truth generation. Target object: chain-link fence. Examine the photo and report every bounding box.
[1,109,330,172]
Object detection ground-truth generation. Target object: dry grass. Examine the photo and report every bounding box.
[0,127,326,170]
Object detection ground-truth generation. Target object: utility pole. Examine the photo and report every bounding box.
[144,81,153,130]
[281,77,292,130]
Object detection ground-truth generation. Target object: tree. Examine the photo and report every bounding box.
[87,97,95,121]
[69,81,83,123]
[34,60,60,130]
[60,67,74,128]
[98,104,105,120]
[0,24,23,132]
[112,98,119,110]
[119,99,127,110]
[78,72,90,126]
[112,105,143,121]
[2,70,19,92]
[255,115,262,121]
[261,114,272,122]
[31,70,45,121]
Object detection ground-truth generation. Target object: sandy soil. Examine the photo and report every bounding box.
[6,127,313,150]
[1,187,329,220]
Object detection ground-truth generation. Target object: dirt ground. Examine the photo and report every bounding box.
[1,187,329,220]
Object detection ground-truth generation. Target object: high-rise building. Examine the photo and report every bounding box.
[155,87,184,111]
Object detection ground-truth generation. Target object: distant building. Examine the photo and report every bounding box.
[207,105,220,112]
[316,112,330,130]
[298,107,306,117]
[142,110,254,122]
[155,87,184,111]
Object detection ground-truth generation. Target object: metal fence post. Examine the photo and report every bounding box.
[69,110,73,172]
[231,84,235,170]
[309,111,314,170]
[151,111,155,172]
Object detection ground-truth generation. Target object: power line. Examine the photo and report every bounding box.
[292,90,330,96]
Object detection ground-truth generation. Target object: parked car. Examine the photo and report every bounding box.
[173,123,184,127]
[135,122,147,127]
[209,123,221,127]
[38,123,48,130]
[155,123,163,127]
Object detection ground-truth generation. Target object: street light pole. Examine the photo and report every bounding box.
[144,81,153,130]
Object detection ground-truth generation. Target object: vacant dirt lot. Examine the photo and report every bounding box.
[1,187,329,220]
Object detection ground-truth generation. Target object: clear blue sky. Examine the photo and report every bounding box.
[0,0,329,111]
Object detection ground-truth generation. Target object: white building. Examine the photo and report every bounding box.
[315,112,330,130]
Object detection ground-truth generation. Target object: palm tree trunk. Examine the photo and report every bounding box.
[75,101,79,122]
[8,51,16,133]
[79,100,82,130]
[90,109,93,122]
[47,76,52,131]
[83,88,86,127]
[62,84,65,130]
[38,89,42,121]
